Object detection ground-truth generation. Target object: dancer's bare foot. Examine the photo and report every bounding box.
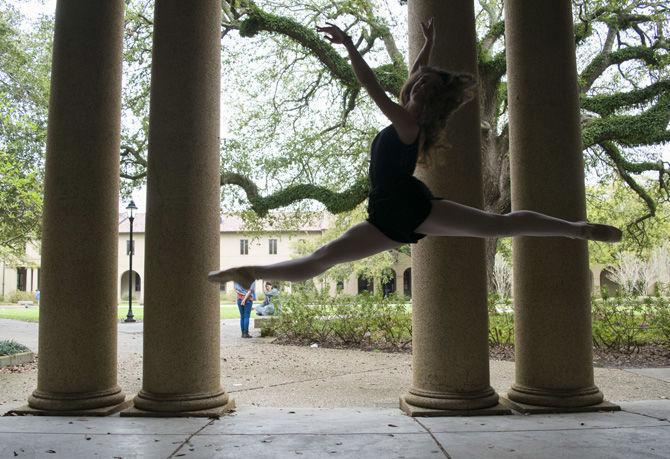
[580,222,622,242]
[208,266,255,288]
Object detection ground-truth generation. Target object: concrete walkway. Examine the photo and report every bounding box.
[1,402,669,457]
[1,318,670,457]
[2,318,669,413]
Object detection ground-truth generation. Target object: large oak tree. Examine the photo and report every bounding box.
[119,0,669,280]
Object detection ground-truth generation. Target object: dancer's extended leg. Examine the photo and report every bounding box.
[208,222,400,284]
[209,200,620,287]
[415,199,621,240]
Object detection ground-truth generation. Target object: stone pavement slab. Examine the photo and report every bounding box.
[431,425,670,459]
[185,432,440,458]
[421,401,670,459]
[624,368,670,383]
[0,405,669,458]
[0,432,186,458]
[199,407,424,435]
[418,408,669,433]
[619,399,670,420]
[0,415,210,435]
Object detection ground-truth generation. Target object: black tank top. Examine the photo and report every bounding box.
[368,125,420,193]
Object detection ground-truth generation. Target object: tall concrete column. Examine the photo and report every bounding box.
[400,0,505,416]
[129,0,233,415]
[504,0,615,411]
[26,1,127,413]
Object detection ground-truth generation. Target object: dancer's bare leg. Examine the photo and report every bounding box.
[208,222,400,285]
[415,199,621,240]
[209,201,620,287]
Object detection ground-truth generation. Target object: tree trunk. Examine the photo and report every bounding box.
[479,65,511,288]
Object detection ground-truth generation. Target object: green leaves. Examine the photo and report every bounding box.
[0,2,50,257]
[0,150,42,253]
[586,179,670,265]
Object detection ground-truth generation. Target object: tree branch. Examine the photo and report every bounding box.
[579,26,617,92]
[598,141,661,243]
[581,80,670,116]
[221,172,369,217]
[234,1,404,96]
[582,93,670,147]
[479,20,504,53]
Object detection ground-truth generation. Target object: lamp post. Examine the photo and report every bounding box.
[124,200,138,323]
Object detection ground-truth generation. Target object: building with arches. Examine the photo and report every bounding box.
[2,228,621,303]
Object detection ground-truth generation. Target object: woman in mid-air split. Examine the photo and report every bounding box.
[209,19,621,288]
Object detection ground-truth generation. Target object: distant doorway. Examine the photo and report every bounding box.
[403,268,411,298]
[121,270,142,301]
[382,268,396,297]
[357,276,373,294]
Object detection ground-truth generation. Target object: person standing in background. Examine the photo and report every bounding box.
[234,281,255,338]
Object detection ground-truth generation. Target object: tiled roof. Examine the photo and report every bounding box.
[118,212,330,234]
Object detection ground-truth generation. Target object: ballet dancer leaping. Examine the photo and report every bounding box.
[208,19,621,289]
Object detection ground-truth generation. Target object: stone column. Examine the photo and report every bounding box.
[26,0,127,413]
[400,0,506,416]
[129,0,233,415]
[504,0,615,411]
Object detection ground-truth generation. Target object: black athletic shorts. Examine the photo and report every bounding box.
[366,177,440,244]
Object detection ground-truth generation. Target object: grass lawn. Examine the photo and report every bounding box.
[0,304,257,322]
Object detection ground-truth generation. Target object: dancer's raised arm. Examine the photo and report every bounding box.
[316,22,418,144]
[409,18,434,76]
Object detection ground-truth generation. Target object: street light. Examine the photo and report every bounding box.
[124,200,138,323]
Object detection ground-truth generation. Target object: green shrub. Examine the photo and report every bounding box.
[273,292,411,350]
[488,294,514,345]
[592,296,658,352]
[7,290,35,303]
[646,297,670,348]
[0,339,31,356]
[270,292,670,353]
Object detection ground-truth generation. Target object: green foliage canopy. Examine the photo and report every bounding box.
[0,2,51,256]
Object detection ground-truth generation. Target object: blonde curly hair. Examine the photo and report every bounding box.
[399,66,477,164]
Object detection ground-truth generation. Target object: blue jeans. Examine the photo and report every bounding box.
[237,299,253,334]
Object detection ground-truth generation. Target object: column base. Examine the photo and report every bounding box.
[400,396,511,417]
[8,396,132,417]
[25,386,127,413]
[119,400,235,419]
[501,396,620,414]
[129,388,234,416]
[122,397,235,418]
[399,386,508,417]
[506,383,611,410]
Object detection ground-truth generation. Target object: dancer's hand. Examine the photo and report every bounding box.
[421,17,434,44]
[316,23,352,45]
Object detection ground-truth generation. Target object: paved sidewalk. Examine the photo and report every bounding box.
[1,318,670,414]
[1,402,669,458]
[1,318,670,457]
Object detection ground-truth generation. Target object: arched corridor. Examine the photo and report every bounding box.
[24,0,614,419]
[120,270,142,301]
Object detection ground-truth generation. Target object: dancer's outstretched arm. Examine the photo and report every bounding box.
[409,17,434,75]
[316,23,418,144]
